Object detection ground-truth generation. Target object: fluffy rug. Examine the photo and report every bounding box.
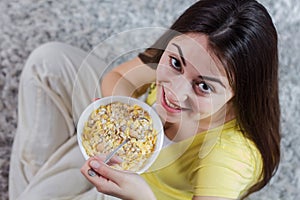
[0,0,299,199]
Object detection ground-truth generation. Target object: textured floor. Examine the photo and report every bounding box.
[0,0,300,200]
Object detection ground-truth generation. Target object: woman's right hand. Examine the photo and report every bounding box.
[80,155,156,200]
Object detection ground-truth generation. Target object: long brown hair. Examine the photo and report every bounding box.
[138,0,281,198]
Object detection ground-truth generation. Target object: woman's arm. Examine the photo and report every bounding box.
[101,57,156,97]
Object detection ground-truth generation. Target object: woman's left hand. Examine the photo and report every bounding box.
[80,155,156,200]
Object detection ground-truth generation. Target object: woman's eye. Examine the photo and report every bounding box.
[169,56,182,71]
[195,81,213,94]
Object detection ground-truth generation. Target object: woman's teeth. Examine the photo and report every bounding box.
[164,95,180,109]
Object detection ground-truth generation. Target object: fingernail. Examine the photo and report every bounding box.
[90,160,100,169]
[115,156,123,163]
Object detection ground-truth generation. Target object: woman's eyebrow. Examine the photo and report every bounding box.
[171,43,186,66]
[199,75,226,88]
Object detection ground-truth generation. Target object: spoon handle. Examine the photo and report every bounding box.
[104,138,129,164]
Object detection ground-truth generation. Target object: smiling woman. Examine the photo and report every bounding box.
[9,0,280,199]
[91,0,279,199]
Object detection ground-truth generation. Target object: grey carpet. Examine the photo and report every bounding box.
[0,0,299,200]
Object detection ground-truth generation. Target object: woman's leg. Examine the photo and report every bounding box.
[9,42,108,199]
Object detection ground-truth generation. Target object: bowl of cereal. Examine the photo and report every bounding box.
[77,96,164,174]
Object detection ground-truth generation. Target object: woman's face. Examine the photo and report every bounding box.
[156,33,234,126]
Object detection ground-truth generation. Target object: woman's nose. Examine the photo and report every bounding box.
[167,77,190,102]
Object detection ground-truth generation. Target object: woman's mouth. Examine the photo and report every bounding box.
[161,87,182,113]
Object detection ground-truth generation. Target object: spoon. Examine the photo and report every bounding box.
[104,138,130,164]
[87,138,130,177]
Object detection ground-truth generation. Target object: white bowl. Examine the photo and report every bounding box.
[77,96,164,174]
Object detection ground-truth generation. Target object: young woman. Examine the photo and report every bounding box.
[81,0,281,199]
[9,0,280,199]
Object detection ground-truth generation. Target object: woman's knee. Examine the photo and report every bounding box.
[22,42,85,82]
[27,42,68,63]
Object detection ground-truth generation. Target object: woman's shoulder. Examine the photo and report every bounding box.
[219,124,261,164]
[199,122,263,180]
[190,122,263,198]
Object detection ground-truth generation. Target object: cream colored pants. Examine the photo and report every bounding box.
[9,42,119,200]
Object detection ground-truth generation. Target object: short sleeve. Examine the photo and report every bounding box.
[191,135,262,199]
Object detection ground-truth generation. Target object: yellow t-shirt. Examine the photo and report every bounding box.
[141,84,263,199]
